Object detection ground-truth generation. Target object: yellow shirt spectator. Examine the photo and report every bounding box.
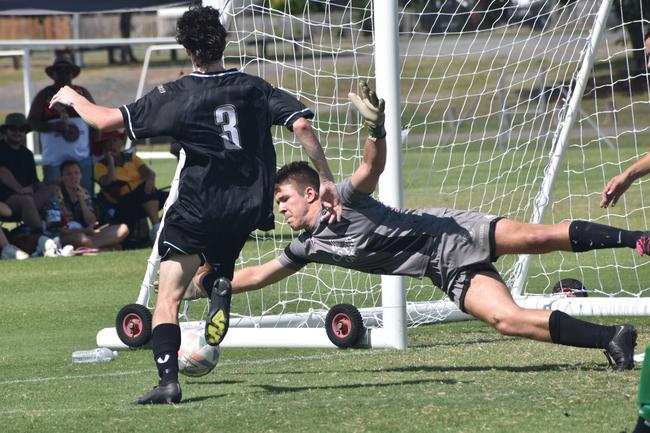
[95,151,146,201]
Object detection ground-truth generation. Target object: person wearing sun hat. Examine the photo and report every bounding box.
[27,54,96,194]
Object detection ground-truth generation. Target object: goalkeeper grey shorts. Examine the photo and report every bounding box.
[423,209,503,312]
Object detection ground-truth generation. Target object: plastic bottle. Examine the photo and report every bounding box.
[72,348,118,363]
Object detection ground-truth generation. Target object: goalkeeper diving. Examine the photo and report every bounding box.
[192,82,644,370]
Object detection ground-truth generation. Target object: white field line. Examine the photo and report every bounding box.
[0,350,382,416]
[0,350,373,386]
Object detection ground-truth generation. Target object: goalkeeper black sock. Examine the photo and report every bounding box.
[151,323,181,385]
[548,310,615,349]
[569,220,642,252]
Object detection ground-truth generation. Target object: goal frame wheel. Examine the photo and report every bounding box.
[115,303,153,347]
[552,278,588,298]
[325,303,365,348]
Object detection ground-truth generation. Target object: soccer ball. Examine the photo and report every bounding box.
[177,327,220,377]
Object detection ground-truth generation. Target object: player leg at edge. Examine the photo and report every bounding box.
[633,346,650,433]
[132,254,200,405]
[463,218,639,371]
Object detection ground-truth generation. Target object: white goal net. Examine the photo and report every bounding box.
[211,0,650,337]
[98,0,650,350]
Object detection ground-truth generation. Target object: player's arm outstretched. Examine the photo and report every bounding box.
[601,152,650,208]
[348,82,386,194]
[292,118,342,223]
[49,85,123,130]
[194,258,297,294]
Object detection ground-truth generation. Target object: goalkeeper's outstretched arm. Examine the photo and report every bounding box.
[349,82,387,194]
[194,259,298,294]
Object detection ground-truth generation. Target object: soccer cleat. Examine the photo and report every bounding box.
[604,324,637,371]
[204,277,232,346]
[636,235,650,256]
[131,381,181,405]
[1,244,29,260]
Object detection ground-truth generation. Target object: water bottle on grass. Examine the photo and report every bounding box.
[72,348,117,363]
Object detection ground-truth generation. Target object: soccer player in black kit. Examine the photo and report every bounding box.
[50,6,341,404]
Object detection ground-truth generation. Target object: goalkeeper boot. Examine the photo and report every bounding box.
[131,381,181,405]
[604,324,637,371]
[204,277,232,346]
[637,235,650,257]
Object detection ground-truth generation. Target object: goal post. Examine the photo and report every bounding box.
[97,0,650,350]
[508,0,614,297]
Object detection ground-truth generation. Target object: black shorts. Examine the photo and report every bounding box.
[0,185,27,203]
[158,207,250,279]
[109,183,158,224]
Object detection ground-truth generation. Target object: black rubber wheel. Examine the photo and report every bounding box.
[115,303,153,347]
[325,304,365,348]
[552,278,588,298]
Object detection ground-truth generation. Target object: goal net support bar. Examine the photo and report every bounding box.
[97,295,650,350]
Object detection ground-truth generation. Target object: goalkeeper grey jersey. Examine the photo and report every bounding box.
[278,178,498,284]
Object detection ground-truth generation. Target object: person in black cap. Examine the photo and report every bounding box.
[28,54,96,193]
[0,113,54,231]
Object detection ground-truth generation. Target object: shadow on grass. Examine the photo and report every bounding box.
[255,377,466,394]
[375,363,604,374]
[187,379,244,386]
[182,394,229,403]
[408,336,514,349]
[248,361,608,377]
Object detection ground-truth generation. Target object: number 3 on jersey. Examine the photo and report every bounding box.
[214,104,242,149]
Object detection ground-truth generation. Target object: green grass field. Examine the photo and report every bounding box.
[2,143,649,432]
[3,15,650,432]
[1,251,648,433]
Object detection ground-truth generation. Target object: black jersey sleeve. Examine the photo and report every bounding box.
[119,85,176,140]
[268,87,314,131]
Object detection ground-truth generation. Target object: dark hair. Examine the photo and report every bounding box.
[60,159,81,175]
[176,6,227,67]
[276,161,320,191]
[645,30,650,42]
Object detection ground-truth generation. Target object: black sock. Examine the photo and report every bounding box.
[548,310,615,349]
[151,323,181,385]
[569,220,642,252]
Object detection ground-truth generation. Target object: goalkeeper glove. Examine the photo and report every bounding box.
[349,81,386,140]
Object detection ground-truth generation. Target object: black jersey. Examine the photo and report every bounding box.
[119,69,313,231]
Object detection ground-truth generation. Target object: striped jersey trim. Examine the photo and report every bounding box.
[121,105,136,140]
[189,70,240,78]
[284,107,312,126]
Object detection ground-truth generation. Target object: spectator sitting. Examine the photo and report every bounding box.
[56,160,129,250]
[0,201,29,260]
[0,113,55,232]
[94,130,160,240]
[27,54,96,193]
